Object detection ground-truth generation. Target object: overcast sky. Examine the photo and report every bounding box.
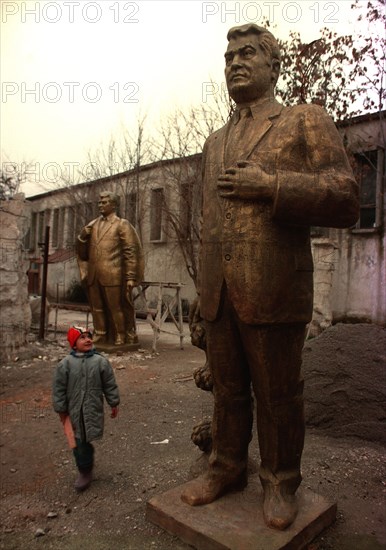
[1,0,363,196]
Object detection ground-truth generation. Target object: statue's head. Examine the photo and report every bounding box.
[224,24,281,105]
[98,191,119,217]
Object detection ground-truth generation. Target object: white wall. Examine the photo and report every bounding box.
[331,228,385,324]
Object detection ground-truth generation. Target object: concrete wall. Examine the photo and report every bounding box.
[330,228,385,324]
[46,258,79,303]
[331,113,386,326]
[0,194,31,359]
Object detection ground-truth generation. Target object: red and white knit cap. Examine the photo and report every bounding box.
[67,326,93,348]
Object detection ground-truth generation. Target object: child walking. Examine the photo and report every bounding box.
[52,326,120,491]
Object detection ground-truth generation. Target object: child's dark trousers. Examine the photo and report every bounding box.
[73,438,94,473]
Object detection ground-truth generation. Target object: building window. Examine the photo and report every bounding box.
[28,261,40,295]
[29,212,37,250]
[23,228,31,251]
[126,192,137,226]
[38,211,45,244]
[150,188,164,241]
[66,207,75,247]
[353,150,379,229]
[57,207,65,248]
[180,182,192,239]
[85,202,93,222]
[75,204,84,237]
[52,208,59,247]
[92,201,99,219]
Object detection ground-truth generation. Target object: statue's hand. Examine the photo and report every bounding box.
[126,280,135,305]
[188,296,201,327]
[79,225,92,240]
[217,161,275,201]
[189,295,206,349]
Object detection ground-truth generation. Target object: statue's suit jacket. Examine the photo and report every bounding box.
[77,214,144,287]
[199,100,359,325]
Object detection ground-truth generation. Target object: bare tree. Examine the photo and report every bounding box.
[0,156,37,201]
[56,115,154,244]
[152,102,230,288]
[158,154,202,286]
[276,0,385,120]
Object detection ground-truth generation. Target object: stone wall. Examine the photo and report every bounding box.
[0,194,31,360]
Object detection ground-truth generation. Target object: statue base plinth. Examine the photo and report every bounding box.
[94,342,140,354]
[146,474,336,550]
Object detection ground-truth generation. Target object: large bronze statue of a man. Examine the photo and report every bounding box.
[181,24,359,530]
[77,191,144,347]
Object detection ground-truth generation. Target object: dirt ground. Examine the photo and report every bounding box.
[0,314,385,550]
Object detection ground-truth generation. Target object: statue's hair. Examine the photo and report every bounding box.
[227,24,281,69]
[99,191,119,208]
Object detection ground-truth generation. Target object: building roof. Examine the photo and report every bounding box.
[336,109,385,128]
[27,153,202,202]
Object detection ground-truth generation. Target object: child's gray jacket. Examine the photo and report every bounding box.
[53,351,120,442]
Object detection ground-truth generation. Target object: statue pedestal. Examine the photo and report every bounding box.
[147,474,336,550]
[95,342,140,354]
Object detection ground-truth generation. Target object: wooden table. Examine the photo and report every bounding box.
[135,282,185,352]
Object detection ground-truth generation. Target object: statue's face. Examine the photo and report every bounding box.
[98,196,115,216]
[224,33,276,104]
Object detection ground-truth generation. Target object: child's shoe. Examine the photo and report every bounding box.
[74,470,92,491]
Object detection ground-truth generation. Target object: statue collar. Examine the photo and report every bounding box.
[232,98,282,124]
[100,213,117,223]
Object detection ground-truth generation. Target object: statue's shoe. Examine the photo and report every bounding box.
[114,334,125,345]
[92,333,106,344]
[263,485,298,530]
[126,333,139,344]
[181,471,247,506]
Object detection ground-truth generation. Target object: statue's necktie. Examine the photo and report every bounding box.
[225,107,251,167]
[97,218,106,238]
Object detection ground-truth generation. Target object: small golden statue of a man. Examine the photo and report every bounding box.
[77,191,144,348]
